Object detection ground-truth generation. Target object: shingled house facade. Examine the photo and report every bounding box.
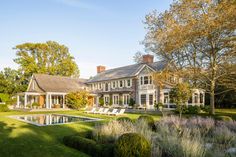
[16,55,205,109]
[86,55,205,109]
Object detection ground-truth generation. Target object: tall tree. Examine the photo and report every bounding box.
[0,68,27,95]
[144,0,236,114]
[14,41,80,81]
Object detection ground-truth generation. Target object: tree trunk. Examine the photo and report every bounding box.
[210,81,215,115]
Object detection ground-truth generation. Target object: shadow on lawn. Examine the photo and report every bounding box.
[0,120,96,157]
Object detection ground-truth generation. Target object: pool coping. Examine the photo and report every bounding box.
[8,114,102,126]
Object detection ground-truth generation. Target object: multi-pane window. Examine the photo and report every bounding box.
[144,76,149,84]
[140,77,143,85]
[164,92,169,104]
[104,96,109,105]
[127,79,131,87]
[113,95,119,105]
[141,94,146,105]
[149,94,153,105]
[200,93,203,103]
[149,76,153,84]
[119,80,123,88]
[99,83,102,89]
[112,81,116,88]
[140,76,153,85]
[194,93,198,103]
[123,94,130,105]
[105,83,109,91]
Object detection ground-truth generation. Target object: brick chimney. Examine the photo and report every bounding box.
[97,65,106,74]
[142,54,154,64]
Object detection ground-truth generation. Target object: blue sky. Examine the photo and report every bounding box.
[0,0,172,78]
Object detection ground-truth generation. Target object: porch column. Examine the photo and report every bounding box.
[17,95,20,108]
[46,93,49,109]
[197,92,200,105]
[24,94,27,108]
[203,92,205,106]
[62,95,65,109]
[49,94,52,109]
[159,91,164,103]
[192,93,194,106]
[146,94,149,109]
[96,96,99,107]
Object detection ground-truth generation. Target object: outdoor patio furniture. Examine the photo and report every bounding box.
[93,108,104,114]
[84,108,96,113]
[107,109,118,115]
[99,108,109,114]
[109,109,126,116]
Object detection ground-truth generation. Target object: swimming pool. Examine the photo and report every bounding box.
[9,114,101,126]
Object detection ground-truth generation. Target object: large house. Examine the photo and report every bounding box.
[16,55,205,109]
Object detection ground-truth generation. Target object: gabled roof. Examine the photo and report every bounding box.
[29,74,87,93]
[86,61,167,83]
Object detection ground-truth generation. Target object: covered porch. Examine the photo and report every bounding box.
[16,92,67,109]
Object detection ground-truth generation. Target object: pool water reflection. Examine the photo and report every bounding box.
[10,114,100,126]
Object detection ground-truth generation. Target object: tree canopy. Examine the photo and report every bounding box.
[66,91,89,109]
[144,0,236,114]
[0,68,27,95]
[14,41,80,79]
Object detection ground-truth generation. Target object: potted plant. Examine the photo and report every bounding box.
[32,102,40,109]
[54,104,61,108]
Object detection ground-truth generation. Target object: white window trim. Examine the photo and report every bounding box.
[126,79,132,88]
[119,80,123,88]
[123,94,130,105]
[113,94,119,105]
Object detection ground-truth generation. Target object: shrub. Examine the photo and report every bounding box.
[99,97,104,107]
[66,91,89,109]
[93,120,153,144]
[63,135,114,157]
[32,102,40,107]
[114,133,151,157]
[215,116,233,122]
[213,126,236,148]
[93,120,135,143]
[188,106,201,114]
[0,104,9,112]
[116,117,132,123]
[154,117,206,157]
[138,115,155,129]
[0,93,10,103]
[175,105,188,114]
[129,98,135,107]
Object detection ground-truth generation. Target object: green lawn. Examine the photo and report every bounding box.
[0,110,161,157]
[0,109,235,157]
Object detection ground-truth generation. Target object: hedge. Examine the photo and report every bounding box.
[0,104,9,112]
[215,116,233,122]
[114,133,151,157]
[116,117,132,123]
[137,115,155,130]
[63,135,114,157]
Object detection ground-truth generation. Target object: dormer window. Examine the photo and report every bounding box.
[119,80,123,88]
[144,76,149,85]
[127,79,131,87]
[140,77,143,85]
[112,81,116,88]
